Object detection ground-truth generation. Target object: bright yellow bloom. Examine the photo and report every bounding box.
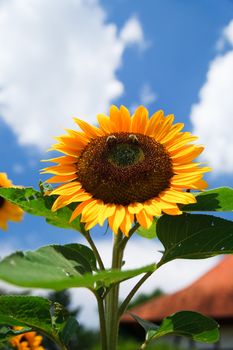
[0,173,23,230]
[10,327,45,350]
[42,105,210,236]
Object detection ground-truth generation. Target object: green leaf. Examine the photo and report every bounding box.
[136,218,157,239]
[132,311,219,344]
[0,295,79,346]
[0,187,82,231]
[157,213,233,266]
[0,244,156,290]
[183,187,233,212]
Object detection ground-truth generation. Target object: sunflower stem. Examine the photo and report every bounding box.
[105,231,124,350]
[84,230,105,270]
[95,292,108,350]
[118,271,154,318]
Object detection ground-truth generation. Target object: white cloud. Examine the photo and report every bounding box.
[130,83,157,113]
[191,19,233,174]
[120,16,145,49]
[0,0,144,149]
[139,83,157,105]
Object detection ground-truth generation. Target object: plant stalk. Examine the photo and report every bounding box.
[84,230,105,270]
[95,293,108,350]
[105,232,124,350]
[118,271,154,318]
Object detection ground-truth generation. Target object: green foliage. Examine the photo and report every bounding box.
[132,311,219,346]
[0,295,79,348]
[0,244,156,290]
[0,187,82,231]
[183,187,233,211]
[157,213,233,266]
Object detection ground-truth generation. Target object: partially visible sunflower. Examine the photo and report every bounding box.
[0,173,23,230]
[10,327,45,350]
[42,105,210,236]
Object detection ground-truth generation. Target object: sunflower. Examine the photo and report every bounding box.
[42,105,210,236]
[10,327,45,350]
[0,173,23,230]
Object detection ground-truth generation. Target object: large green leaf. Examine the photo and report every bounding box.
[132,311,219,345]
[157,213,233,266]
[183,187,233,211]
[0,187,82,231]
[0,295,79,347]
[0,244,156,290]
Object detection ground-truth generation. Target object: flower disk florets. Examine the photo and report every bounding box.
[76,132,173,205]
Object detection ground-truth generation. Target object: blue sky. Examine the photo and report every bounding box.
[0,0,233,327]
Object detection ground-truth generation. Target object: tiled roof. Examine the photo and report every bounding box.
[121,256,233,323]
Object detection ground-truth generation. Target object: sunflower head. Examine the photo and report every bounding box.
[0,173,24,230]
[10,327,45,350]
[42,105,210,236]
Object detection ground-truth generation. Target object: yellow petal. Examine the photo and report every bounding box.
[81,200,103,222]
[136,210,153,229]
[98,204,116,226]
[73,118,103,138]
[159,189,196,204]
[143,200,161,216]
[109,105,121,131]
[46,174,77,183]
[146,110,164,136]
[50,182,82,195]
[97,114,113,133]
[153,114,174,141]
[130,106,149,133]
[160,123,184,144]
[162,208,183,215]
[128,202,143,214]
[108,205,125,234]
[41,165,76,175]
[119,105,131,131]
[120,210,134,236]
[69,199,93,222]
[41,156,77,164]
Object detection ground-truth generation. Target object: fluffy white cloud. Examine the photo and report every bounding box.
[120,16,144,48]
[191,19,233,174]
[0,0,144,149]
[139,83,157,105]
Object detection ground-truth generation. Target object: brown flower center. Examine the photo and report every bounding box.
[76,132,173,205]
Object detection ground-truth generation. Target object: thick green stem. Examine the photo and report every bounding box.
[105,232,124,350]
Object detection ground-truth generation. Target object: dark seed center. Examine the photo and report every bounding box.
[108,142,144,167]
[76,132,173,205]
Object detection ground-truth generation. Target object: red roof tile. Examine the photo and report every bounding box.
[122,256,233,323]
